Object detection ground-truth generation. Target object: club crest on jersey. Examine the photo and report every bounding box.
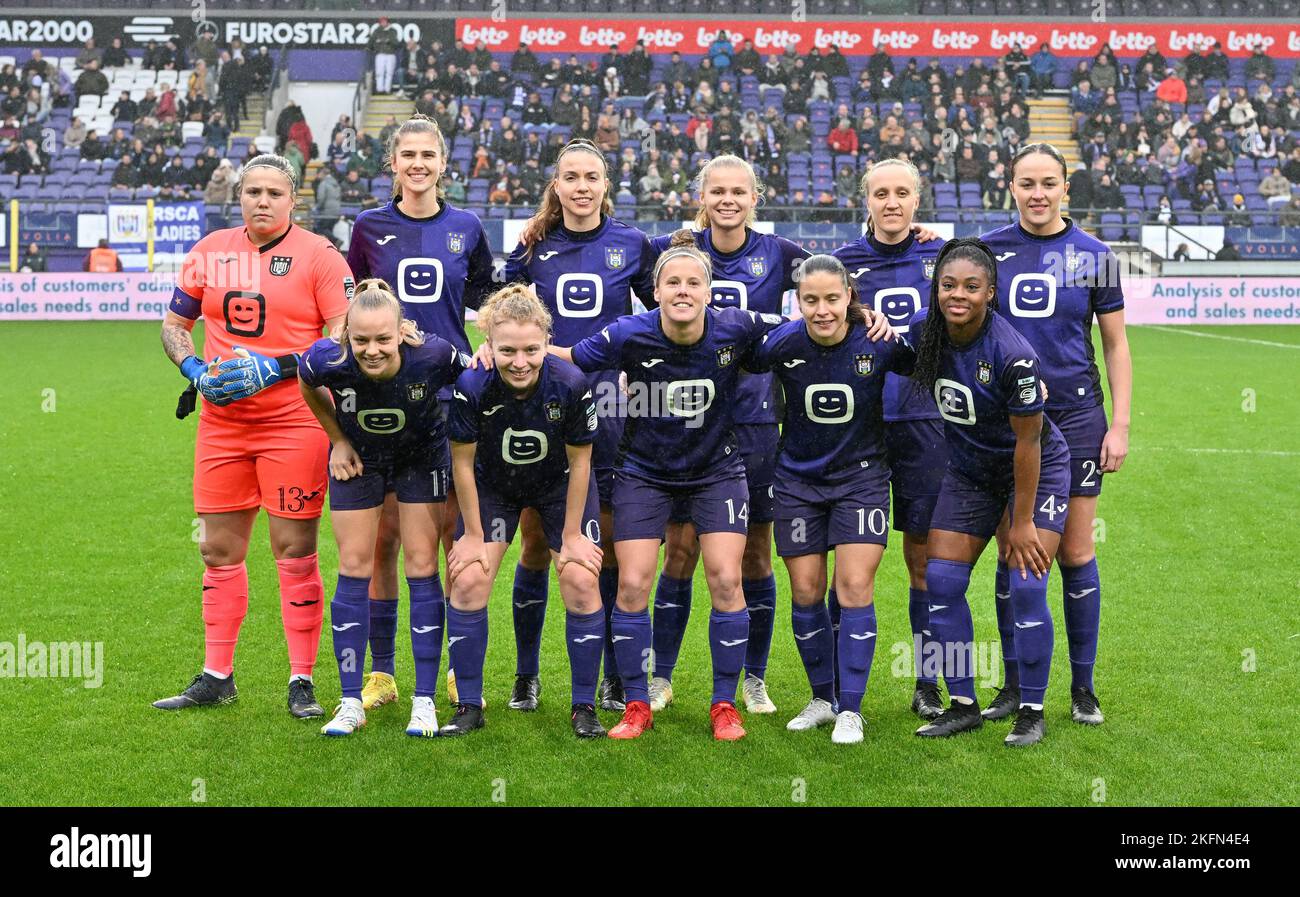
[1065,250,1083,272]
[605,246,625,269]
[854,353,874,376]
[269,255,292,276]
[545,401,563,422]
[716,345,735,367]
[446,232,466,254]
[922,258,936,279]
[747,256,767,277]
[407,382,428,402]
[977,360,992,384]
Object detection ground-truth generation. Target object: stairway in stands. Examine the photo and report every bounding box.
[231,93,269,142]
[1028,95,1089,226]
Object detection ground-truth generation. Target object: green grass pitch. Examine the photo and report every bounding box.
[1,320,1297,806]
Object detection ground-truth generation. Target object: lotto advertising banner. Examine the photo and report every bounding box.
[1124,277,1300,324]
[457,18,1295,58]
[0,272,176,320]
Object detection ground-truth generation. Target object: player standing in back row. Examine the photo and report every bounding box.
[980,143,1132,726]
[346,115,496,711]
[502,138,656,714]
[834,158,948,722]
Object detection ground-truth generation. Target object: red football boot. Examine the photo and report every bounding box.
[607,700,653,739]
[710,701,747,741]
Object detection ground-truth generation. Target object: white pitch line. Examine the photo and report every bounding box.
[1145,325,1300,350]
[1142,446,1300,457]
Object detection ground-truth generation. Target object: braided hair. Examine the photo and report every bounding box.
[910,237,1001,398]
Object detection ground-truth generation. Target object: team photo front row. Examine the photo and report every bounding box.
[153,129,1131,750]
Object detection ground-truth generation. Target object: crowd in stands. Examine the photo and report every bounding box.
[1068,42,1300,227]
[3,23,1300,237]
[0,34,275,206]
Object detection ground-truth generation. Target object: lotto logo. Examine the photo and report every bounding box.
[556,273,604,318]
[665,379,715,417]
[357,409,406,434]
[804,384,854,424]
[871,287,921,333]
[502,428,548,464]
[398,258,444,304]
[934,379,976,425]
[710,280,748,309]
[1008,273,1056,318]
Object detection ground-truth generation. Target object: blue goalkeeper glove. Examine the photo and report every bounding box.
[180,355,244,407]
[211,346,299,401]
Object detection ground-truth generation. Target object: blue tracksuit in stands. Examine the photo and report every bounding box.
[445,355,603,706]
[503,216,655,688]
[911,307,1070,707]
[835,231,948,687]
[648,226,808,685]
[347,199,496,365]
[569,305,785,706]
[747,317,916,714]
[982,217,1124,694]
[299,336,466,703]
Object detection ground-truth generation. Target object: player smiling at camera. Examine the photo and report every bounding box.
[980,142,1132,727]
[298,279,467,738]
[443,285,607,738]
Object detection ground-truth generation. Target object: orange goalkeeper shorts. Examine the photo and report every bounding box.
[194,416,328,518]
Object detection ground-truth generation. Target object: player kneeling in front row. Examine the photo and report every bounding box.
[445,285,608,738]
[750,255,911,744]
[299,279,467,737]
[909,239,1069,747]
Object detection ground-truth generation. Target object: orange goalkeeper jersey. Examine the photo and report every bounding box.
[171,224,354,424]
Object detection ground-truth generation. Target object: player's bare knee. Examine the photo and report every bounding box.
[741,543,773,579]
[199,540,246,568]
[270,532,317,561]
[519,538,551,570]
[401,552,437,580]
[559,565,600,614]
[1057,540,1095,568]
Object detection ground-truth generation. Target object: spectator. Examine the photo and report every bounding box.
[369,16,400,94]
[74,60,109,98]
[708,31,734,71]
[1155,69,1187,106]
[84,238,122,272]
[339,168,368,204]
[219,56,251,130]
[1244,46,1275,83]
[1279,195,1300,228]
[248,45,274,93]
[80,129,106,161]
[1137,46,1167,81]
[955,143,983,183]
[1028,44,1056,98]
[20,242,47,273]
[1004,44,1032,96]
[509,42,539,76]
[346,141,379,179]
[1260,166,1293,206]
[1093,173,1123,209]
[75,38,103,71]
[1229,89,1257,128]
[1225,193,1252,226]
[1068,162,1094,210]
[204,158,235,205]
[1149,194,1178,224]
[866,42,893,83]
[1191,178,1222,212]
[760,55,786,94]
[1215,239,1240,261]
[1172,243,1191,261]
[63,116,88,147]
[112,152,141,187]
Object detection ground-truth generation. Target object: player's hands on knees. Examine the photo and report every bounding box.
[556,533,603,579]
[1100,426,1128,473]
[448,534,490,582]
[1007,520,1051,580]
[470,342,495,370]
[329,440,363,481]
[863,307,897,342]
